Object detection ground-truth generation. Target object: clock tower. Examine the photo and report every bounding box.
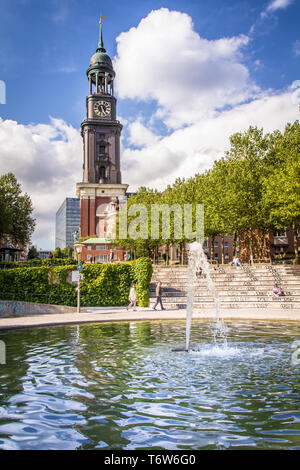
[77,19,128,245]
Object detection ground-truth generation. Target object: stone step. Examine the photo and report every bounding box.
[151,265,300,310]
[149,292,300,298]
[151,296,300,303]
[151,279,300,288]
[152,267,300,272]
[149,290,300,297]
[149,300,298,309]
[152,269,299,275]
[152,272,300,278]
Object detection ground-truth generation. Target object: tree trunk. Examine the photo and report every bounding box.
[221,237,225,265]
[293,221,299,264]
[233,232,237,257]
[210,236,215,262]
[249,231,254,265]
[180,242,184,265]
[259,230,266,261]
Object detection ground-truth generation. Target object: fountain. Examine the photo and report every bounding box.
[184,241,227,351]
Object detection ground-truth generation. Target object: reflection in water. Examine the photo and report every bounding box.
[0,321,300,450]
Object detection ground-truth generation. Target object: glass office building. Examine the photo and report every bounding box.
[55,198,80,249]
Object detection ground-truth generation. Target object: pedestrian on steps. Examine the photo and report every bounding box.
[153,281,165,310]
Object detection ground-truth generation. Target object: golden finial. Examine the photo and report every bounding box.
[99,15,106,25]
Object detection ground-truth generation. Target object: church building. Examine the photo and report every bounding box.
[76,20,128,263]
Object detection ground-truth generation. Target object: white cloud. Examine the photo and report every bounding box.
[121,91,299,190]
[293,40,300,56]
[58,66,78,73]
[127,120,159,148]
[115,9,297,190]
[261,0,294,18]
[114,8,258,129]
[0,117,82,249]
[266,0,294,13]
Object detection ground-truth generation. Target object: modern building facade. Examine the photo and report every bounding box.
[76,20,128,262]
[55,198,80,249]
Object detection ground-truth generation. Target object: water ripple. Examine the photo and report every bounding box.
[0,320,300,449]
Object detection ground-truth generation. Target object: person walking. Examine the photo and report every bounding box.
[153,281,165,310]
[127,284,137,311]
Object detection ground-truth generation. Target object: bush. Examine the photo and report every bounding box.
[0,258,153,308]
[0,258,77,270]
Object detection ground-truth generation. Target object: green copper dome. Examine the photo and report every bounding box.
[90,51,113,68]
[87,19,115,78]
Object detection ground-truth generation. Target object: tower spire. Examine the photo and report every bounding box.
[97,15,106,52]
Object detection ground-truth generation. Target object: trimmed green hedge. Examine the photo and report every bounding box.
[0,258,152,308]
[0,258,77,270]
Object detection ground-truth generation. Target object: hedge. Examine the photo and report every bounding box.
[0,257,153,308]
[0,258,77,270]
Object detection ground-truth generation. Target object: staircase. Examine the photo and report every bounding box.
[150,265,300,311]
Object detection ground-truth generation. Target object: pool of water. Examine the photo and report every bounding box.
[0,320,300,450]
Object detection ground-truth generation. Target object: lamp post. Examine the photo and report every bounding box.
[75,244,83,313]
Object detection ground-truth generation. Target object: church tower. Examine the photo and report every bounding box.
[77,18,128,245]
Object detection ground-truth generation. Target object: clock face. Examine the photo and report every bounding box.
[94,100,111,117]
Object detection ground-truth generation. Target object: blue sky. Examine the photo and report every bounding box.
[0,0,299,249]
[0,0,299,127]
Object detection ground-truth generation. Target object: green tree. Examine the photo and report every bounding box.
[262,121,300,263]
[53,247,64,259]
[114,188,161,261]
[0,173,35,246]
[221,126,272,263]
[62,245,73,258]
[27,245,40,260]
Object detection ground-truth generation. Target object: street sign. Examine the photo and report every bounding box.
[72,271,83,283]
[77,263,83,272]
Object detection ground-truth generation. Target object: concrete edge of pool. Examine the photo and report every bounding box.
[0,307,300,330]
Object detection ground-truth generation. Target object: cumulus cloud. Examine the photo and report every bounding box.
[121,91,299,190]
[114,8,258,129]
[127,119,159,148]
[0,117,82,249]
[115,9,298,189]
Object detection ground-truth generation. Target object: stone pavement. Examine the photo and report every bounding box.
[0,306,300,330]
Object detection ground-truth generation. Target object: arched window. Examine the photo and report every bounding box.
[100,166,106,178]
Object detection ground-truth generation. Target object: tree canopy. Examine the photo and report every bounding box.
[0,173,35,247]
[114,120,300,263]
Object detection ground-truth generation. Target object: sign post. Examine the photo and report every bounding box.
[75,245,83,314]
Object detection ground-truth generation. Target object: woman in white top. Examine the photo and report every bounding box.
[127,284,137,311]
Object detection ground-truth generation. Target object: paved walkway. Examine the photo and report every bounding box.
[0,307,300,330]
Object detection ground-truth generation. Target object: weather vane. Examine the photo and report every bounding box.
[99,14,106,25]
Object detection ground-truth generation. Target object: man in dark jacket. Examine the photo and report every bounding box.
[153,281,165,310]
